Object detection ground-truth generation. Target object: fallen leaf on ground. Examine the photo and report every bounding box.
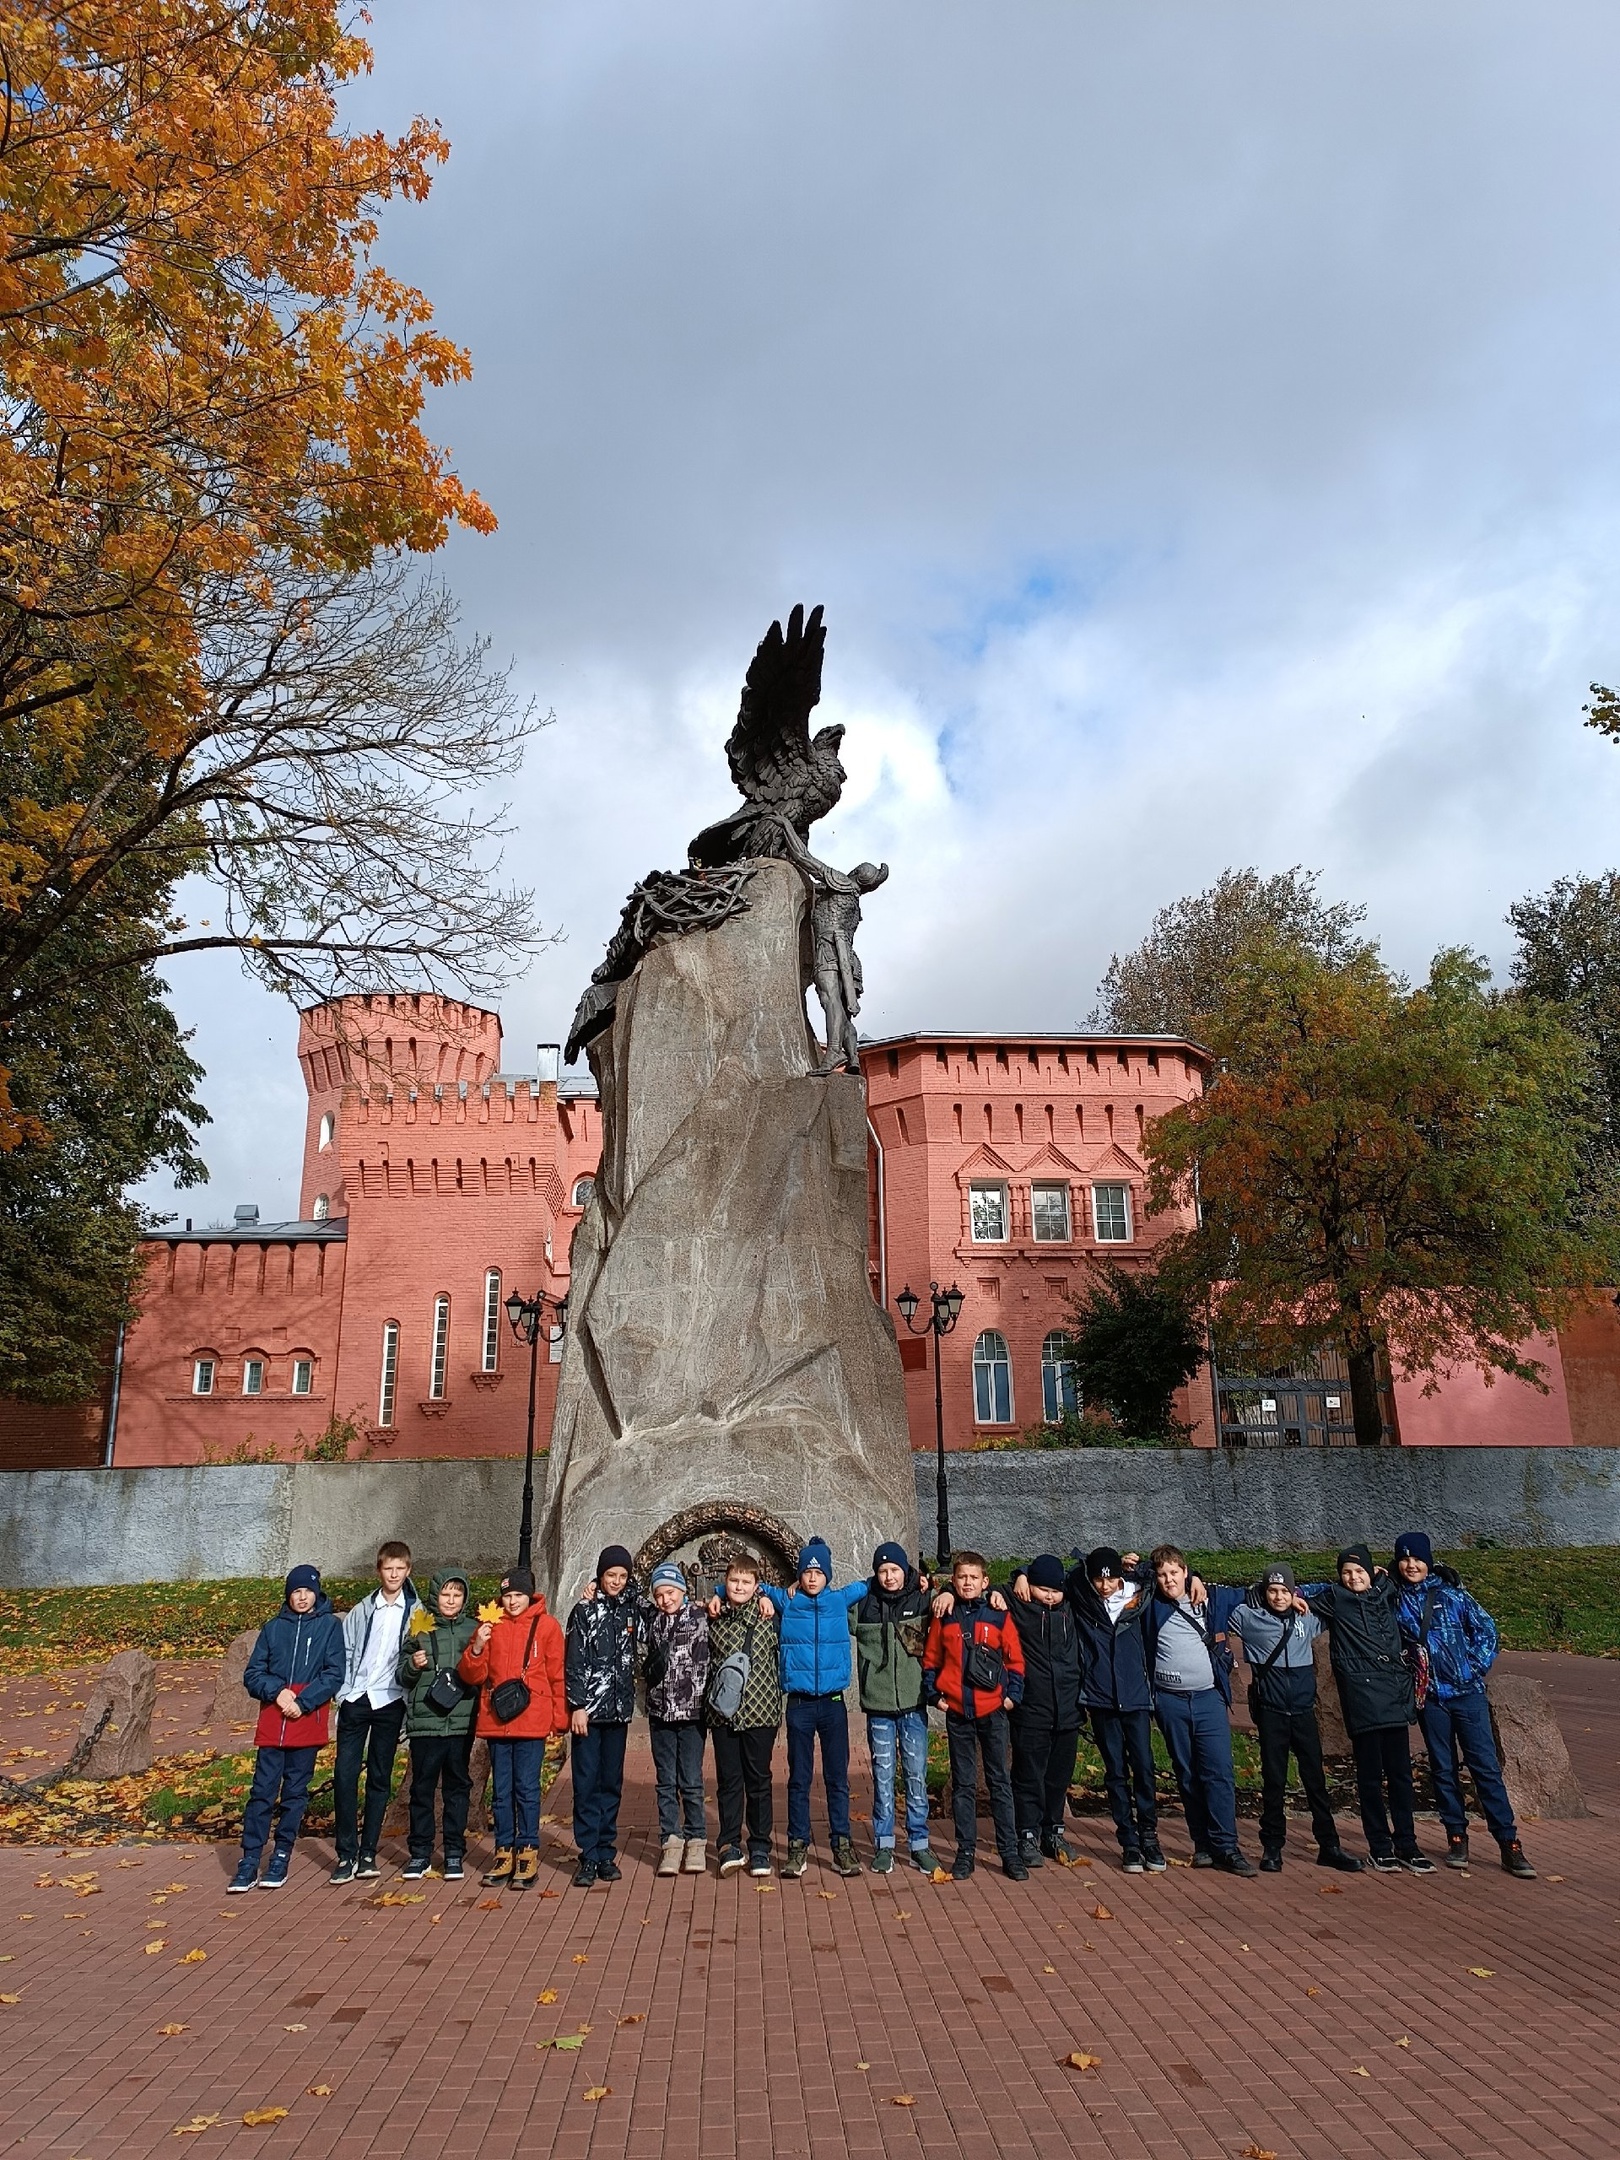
[1349,2065,1370,2078]
[0,1992,21,2004]
[1318,1886,1343,1896]
[1395,2037,1410,2048]
[172,2117,220,2137]
[1304,1986,1321,1998]
[1043,1964,1057,1975]
[283,2022,307,2032]
[242,2108,288,2127]
[893,1910,912,1920]
[1467,1967,1495,1979]
[117,1859,144,1869]
[930,1867,950,1883]
[536,1989,559,2004]
[582,2086,610,2102]
[1061,2052,1102,2072]
[817,1890,837,1900]
[146,1919,168,1930]
[891,2094,915,2107]
[365,1893,426,1907]
[145,1940,166,1954]
[855,2060,870,2071]
[1091,1904,1114,1921]
[617,2013,646,2026]
[477,1898,502,1911]
[157,2024,187,2036]
[307,2086,333,2098]
[536,2035,585,2051]
[575,2023,592,2034]
[572,1953,589,1963]
[755,1884,776,1894]
[179,1948,206,1964]
[1238,2145,1278,2160]
[163,1884,188,1894]
[1167,1856,1189,1867]
[1547,1874,1565,1883]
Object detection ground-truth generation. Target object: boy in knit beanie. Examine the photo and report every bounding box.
[231,1566,346,1892]
[851,1542,939,1875]
[774,1537,871,1879]
[644,1561,711,1876]
[565,1544,643,1888]
[1004,1554,1085,1869]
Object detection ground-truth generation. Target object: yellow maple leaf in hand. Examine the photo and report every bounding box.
[408,1607,436,1637]
[477,1602,503,1625]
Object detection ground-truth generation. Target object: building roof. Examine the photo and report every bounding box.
[144,1219,349,1246]
[859,1029,1213,1061]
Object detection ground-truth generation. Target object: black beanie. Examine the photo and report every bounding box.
[284,1563,321,1598]
[501,1565,536,1597]
[1086,1546,1125,1580]
[1337,1543,1375,1579]
[1027,1554,1066,1591]
[1393,1530,1433,1567]
[596,1544,635,1580]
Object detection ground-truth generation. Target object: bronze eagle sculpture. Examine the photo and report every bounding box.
[687,603,846,868]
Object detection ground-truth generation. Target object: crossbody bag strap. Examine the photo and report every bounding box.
[520,1615,541,1671]
[1254,1621,1294,1674]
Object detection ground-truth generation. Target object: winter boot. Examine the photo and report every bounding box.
[781,1840,809,1878]
[658,1836,683,1877]
[832,1837,861,1878]
[512,1847,540,1890]
[683,1838,707,1874]
[483,1848,515,1887]
[1501,1840,1537,1879]
[1446,1831,1471,1870]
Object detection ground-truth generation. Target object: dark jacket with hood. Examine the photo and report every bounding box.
[1304,1548,1415,1736]
[1056,1564,1155,1714]
[851,1567,931,1715]
[566,1586,643,1722]
[1007,1592,1084,1728]
[643,1597,710,1724]
[243,1586,346,1737]
[396,1569,479,1737]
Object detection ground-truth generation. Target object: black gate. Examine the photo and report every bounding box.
[1212,1344,1397,1447]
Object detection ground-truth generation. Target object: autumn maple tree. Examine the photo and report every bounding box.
[1144,937,1616,1446]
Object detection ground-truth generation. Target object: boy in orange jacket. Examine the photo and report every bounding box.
[458,1565,567,1889]
[923,1551,1028,1881]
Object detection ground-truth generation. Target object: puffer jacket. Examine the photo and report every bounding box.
[396,1569,479,1737]
[458,1596,568,1739]
[851,1570,931,1715]
[923,1597,1027,1718]
[643,1599,710,1724]
[243,1593,346,1720]
[1303,1576,1415,1736]
[706,1594,784,1732]
[777,1578,868,1695]
[1007,1594,1084,1728]
[1393,1573,1498,1701]
[565,1587,642,1721]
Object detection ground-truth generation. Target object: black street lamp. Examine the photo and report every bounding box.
[895,1280,966,1566]
[504,1285,569,1571]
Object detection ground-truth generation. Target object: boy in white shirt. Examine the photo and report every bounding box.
[329,1540,418,1884]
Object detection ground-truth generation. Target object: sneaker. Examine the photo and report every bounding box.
[572,1860,598,1889]
[354,1854,380,1880]
[832,1838,861,1878]
[1317,1847,1363,1874]
[1001,1855,1030,1881]
[1368,1853,1403,1873]
[328,1859,357,1886]
[1018,1831,1045,1870]
[227,1859,259,1894]
[781,1841,809,1879]
[870,1848,895,1875]
[1041,1830,1075,1865]
[683,1839,707,1875]
[1139,1839,1168,1873]
[658,1835,684,1878]
[1212,1849,1257,1878]
[1122,1848,1146,1875]
[1501,1840,1537,1880]
[483,1849,515,1886]
[442,1855,465,1881]
[512,1847,540,1890]
[718,1845,746,1877]
[401,1856,433,1880]
[1398,1850,1436,1875]
[596,1859,622,1883]
[911,1846,942,1874]
[260,1848,291,1889]
[746,1847,774,1878]
[1259,1848,1283,1874]
[1191,1848,1215,1870]
[1446,1832,1471,1870]
[951,1852,975,1881]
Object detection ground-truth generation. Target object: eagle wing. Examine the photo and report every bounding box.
[725,603,826,808]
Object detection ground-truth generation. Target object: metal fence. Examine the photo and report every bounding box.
[1213,1345,1396,1447]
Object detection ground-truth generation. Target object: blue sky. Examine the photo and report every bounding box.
[139,0,1620,1223]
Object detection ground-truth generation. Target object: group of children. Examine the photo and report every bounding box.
[228,1527,1536,1890]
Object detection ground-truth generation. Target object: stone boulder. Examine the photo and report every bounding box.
[538,860,919,1605]
[1485,1670,1588,1822]
[79,1650,157,1778]
[1312,1635,1351,1759]
[208,1629,262,1752]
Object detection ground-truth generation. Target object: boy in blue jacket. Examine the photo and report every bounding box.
[1139,1545,1256,1877]
[231,1565,346,1892]
[776,1537,869,1880]
[1392,1531,1535,1879]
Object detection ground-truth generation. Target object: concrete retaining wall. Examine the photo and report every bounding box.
[3,1449,1620,1587]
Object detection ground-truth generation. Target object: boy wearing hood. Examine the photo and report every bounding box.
[1226,1563,1360,1875]
[396,1567,479,1880]
[565,1544,643,1889]
[231,1565,346,1892]
[330,1540,419,1885]
[775,1536,870,1880]
[1004,1555,1085,1870]
[643,1562,711,1877]
[459,1566,567,1889]
[851,1543,940,1876]
[1391,1531,1534,1878]
[1302,1545,1433,1874]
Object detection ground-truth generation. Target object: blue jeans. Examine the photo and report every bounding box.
[867,1710,931,1850]
[786,1694,851,1845]
[241,1744,318,1863]
[571,1719,630,1865]
[649,1719,706,1840]
[488,1736,545,1850]
[1155,1688,1239,1856]
[1421,1687,1517,1846]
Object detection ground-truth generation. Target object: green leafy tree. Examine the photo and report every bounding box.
[1057,1261,1206,1441]
[1146,937,1616,1446]
[1508,870,1620,1171]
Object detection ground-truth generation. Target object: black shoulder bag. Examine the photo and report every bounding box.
[1243,1619,1295,1722]
[488,1617,542,1724]
[424,1628,467,1716]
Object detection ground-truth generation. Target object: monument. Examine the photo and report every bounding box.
[538,605,919,1601]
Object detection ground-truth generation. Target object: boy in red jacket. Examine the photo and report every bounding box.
[458,1566,567,1889]
[923,1551,1028,1881]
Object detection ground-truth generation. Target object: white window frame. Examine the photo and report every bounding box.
[312,1192,330,1222]
[430,1294,451,1400]
[968,1181,1009,1243]
[1041,1331,1080,1421]
[1031,1181,1072,1243]
[242,1358,265,1397]
[1092,1182,1132,1243]
[482,1269,502,1373]
[378,1321,400,1427]
[972,1329,1014,1423]
[192,1358,215,1397]
[571,1176,595,1208]
[291,1358,313,1397]
[318,1111,334,1150]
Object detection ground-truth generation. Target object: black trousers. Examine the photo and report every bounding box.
[946,1707,1018,1863]
[1008,1710,1081,1837]
[334,1697,406,1861]
[1254,1701,1339,1854]
[1089,1706,1158,1851]
[406,1730,474,1860]
[711,1723,775,1853]
[1352,1724,1417,1857]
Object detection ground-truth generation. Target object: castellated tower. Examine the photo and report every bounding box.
[297,994,503,1222]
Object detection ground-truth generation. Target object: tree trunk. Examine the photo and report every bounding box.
[1346,1341,1385,1446]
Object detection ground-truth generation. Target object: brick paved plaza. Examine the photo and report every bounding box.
[0,1652,1613,2159]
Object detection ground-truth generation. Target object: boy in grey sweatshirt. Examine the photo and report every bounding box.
[1227,1563,1360,1874]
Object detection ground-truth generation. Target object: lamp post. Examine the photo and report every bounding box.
[504,1286,569,1571]
[895,1280,965,1566]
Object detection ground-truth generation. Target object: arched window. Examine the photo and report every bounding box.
[429,1294,451,1399]
[378,1321,400,1426]
[571,1176,596,1208]
[973,1330,1013,1424]
[312,1192,330,1221]
[318,1111,334,1150]
[1042,1331,1080,1421]
[482,1269,502,1373]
